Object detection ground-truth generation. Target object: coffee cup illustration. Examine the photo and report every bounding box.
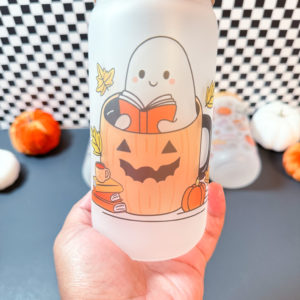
[100,95,211,215]
[95,162,111,182]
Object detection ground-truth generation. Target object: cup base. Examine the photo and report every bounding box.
[92,199,207,261]
[210,154,261,189]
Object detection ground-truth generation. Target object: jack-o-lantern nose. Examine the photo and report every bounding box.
[162,141,177,153]
[117,139,131,152]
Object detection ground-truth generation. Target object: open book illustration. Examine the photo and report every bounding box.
[93,176,126,213]
[118,90,177,133]
[119,90,176,110]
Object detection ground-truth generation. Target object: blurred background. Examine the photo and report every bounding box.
[0,0,299,129]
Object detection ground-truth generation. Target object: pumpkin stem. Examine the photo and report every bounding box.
[196,177,200,185]
[26,112,33,123]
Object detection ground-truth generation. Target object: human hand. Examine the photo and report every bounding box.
[54,182,226,300]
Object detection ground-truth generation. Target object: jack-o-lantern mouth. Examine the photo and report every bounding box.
[120,158,180,183]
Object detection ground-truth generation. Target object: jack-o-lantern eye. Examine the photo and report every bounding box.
[117,139,131,152]
[162,141,177,153]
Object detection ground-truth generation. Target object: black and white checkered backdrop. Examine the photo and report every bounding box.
[0,0,299,129]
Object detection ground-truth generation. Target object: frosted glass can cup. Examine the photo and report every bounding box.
[210,92,261,189]
[89,0,218,261]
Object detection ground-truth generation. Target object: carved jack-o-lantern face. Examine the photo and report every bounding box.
[101,95,203,215]
[117,139,180,183]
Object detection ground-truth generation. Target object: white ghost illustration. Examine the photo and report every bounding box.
[116,36,198,132]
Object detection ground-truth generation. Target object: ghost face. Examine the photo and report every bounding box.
[125,37,196,116]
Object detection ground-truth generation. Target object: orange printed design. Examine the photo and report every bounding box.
[100,96,203,215]
[245,135,256,146]
[119,98,176,134]
[217,106,232,115]
[182,178,206,212]
[92,162,126,213]
[213,139,227,146]
[93,36,212,216]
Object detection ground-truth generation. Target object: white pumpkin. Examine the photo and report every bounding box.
[0,149,20,190]
[250,102,300,152]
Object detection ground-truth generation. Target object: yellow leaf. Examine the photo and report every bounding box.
[205,81,215,109]
[96,63,115,96]
[91,127,102,156]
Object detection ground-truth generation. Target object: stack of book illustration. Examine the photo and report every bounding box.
[92,175,126,213]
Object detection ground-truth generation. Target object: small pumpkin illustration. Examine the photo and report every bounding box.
[182,178,206,212]
[283,143,300,182]
[9,109,61,155]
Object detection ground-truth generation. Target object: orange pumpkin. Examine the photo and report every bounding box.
[182,179,206,212]
[10,109,61,155]
[100,95,203,215]
[283,143,300,181]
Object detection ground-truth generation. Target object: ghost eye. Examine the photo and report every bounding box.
[163,71,170,80]
[162,141,177,153]
[139,70,145,79]
[117,139,131,153]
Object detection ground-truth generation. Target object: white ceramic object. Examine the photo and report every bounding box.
[0,149,20,190]
[89,0,218,261]
[250,102,300,152]
[210,92,261,189]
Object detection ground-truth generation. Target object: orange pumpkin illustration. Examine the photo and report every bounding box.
[182,178,206,212]
[100,94,204,215]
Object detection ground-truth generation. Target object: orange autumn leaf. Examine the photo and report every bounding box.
[96,63,115,96]
[91,127,102,156]
[205,81,215,109]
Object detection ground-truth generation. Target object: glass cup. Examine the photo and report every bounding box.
[89,0,218,261]
[210,92,261,189]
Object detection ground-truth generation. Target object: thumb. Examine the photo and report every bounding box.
[196,182,226,262]
[62,190,92,229]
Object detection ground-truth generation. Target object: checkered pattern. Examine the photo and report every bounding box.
[0,0,299,129]
[214,0,300,114]
[0,0,92,128]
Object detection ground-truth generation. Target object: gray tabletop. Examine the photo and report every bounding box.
[0,129,299,300]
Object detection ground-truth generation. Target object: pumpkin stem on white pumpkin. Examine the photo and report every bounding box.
[279,109,285,118]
